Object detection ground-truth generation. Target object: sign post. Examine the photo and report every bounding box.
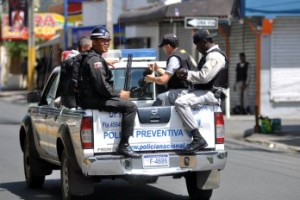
[184,17,218,29]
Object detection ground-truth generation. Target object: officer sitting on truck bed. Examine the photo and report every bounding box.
[176,28,228,154]
[79,26,140,158]
[145,33,195,106]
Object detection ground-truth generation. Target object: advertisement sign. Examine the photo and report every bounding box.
[2,13,64,40]
[71,24,125,47]
[8,0,28,32]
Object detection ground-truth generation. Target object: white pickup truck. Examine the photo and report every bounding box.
[19,48,227,200]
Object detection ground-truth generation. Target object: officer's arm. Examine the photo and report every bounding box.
[145,72,172,85]
[88,57,120,98]
[187,52,225,84]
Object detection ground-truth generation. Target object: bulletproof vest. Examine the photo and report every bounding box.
[236,62,249,82]
[57,53,88,108]
[167,48,193,89]
[79,51,112,102]
[194,48,228,90]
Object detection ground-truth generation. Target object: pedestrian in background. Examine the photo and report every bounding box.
[21,57,27,88]
[233,52,251,114]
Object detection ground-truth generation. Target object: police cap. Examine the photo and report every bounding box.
[193,28,217,44]
[90,26,111,40]
[159,33,179,48]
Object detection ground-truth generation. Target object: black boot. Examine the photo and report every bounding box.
[116,143,141,158]
[182,129,208,154]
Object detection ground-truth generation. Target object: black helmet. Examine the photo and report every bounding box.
[90,26,111,40]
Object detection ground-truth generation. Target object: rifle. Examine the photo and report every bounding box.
[43,47,53,86]
[123,54,133,91]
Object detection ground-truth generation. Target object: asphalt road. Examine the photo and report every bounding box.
[0,100,300,200]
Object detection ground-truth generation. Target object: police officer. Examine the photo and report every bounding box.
[79,26,140,158]
[176,28,228,154]
[78,36,92,53]
[145,33,194,106]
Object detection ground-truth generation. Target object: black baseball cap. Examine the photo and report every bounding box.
[158,33,179,48]
[193,28,217,43]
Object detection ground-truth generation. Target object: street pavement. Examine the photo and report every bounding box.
[1,89,300,153]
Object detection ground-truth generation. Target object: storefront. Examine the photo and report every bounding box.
[243,0,300,118]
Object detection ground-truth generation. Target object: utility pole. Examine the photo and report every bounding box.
[27,0,35,91]
[64,0,68,49]
[106,0,113,49]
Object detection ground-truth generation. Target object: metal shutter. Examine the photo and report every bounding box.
[270,17,300,102]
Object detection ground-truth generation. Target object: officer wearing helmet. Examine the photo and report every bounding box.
[79,26,140,158]
[175,28,228,154]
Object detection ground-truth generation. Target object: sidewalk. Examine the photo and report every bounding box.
[0,89,28,104]
[1,89,300,153]
[225,115,300,153]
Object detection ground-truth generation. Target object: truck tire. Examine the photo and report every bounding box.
[23,137,45,188]
[61,150,75,200]
[185,172,213,200]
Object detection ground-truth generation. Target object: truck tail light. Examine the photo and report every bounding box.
[80,117,93,149]
[215,112,225,144]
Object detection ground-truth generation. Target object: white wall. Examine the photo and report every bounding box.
[260,34,300,119]
[82,0,150,26]
[126,24,159,48]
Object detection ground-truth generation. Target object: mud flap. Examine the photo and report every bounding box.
[69,168,94,196]
[196,170,220,190]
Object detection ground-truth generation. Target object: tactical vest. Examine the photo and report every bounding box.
[167,48,193,89]
[194,48,228,90]
[79,50,113,105]
[236,62,249,82]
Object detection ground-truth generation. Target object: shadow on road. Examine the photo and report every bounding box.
[1,179,189,200]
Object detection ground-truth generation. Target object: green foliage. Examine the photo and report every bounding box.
[4,41,28,57]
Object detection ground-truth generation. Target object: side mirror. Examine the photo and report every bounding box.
[27,90,41,103]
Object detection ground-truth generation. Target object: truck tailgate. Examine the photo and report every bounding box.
[92,106,218,153]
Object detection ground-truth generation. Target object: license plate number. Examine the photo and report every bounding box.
[142,154,169,168]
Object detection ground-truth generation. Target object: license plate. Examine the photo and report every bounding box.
[142,154,169,168]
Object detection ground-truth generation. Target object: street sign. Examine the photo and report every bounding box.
[184,17,218,29]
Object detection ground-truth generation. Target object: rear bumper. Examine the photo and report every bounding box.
[81,150,227,176]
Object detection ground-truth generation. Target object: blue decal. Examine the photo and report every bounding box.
[104,131,121,139]
[197,119,201,126]
[102,122,109,128]
[109,112,122,118]
[102,121,121,128]
[135,129,184,138]
[131,143,189,151]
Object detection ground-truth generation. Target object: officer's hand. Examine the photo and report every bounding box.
[148,63,159,71]
[120,90,130,99]
[107,60,118,69]
[176,68,188,80]
[145,74,155,83]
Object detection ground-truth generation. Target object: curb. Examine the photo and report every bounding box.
[245,134,300,153]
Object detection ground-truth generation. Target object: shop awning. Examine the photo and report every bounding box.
[119,0,239,25]
[36,34,61,49]
[242,0,300,18]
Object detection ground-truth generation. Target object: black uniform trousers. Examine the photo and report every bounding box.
[102,97,137,138]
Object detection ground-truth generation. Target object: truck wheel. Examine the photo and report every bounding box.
[61,150,75,200]
[185,172,213,200]
[23,137,45,188]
